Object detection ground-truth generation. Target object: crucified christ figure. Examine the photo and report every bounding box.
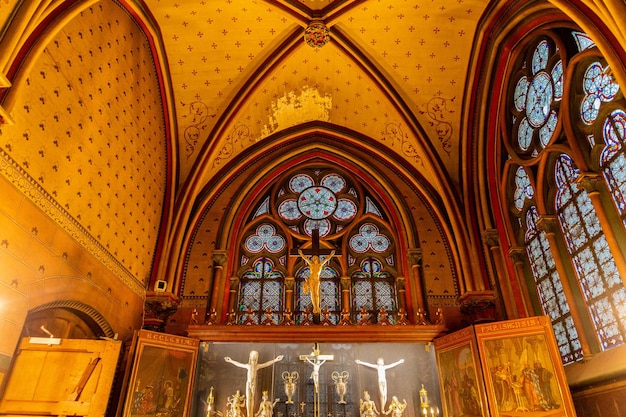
[355,357,405,411]
[225,351,284,417]
[298,249,335,315]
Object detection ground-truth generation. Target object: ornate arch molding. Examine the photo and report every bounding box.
[468,3,567,228]
[27,299,115,338]
[464,3,586,318]
[175,128,462,319]
[470,1,626,234]
[468,1,626,319]
[194,131,445,251]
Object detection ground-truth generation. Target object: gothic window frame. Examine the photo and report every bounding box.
[234,164,402,325]
[500,27,626,363]
[347,220,398,323]
[237,221,289,324]
[504,162,583,364]
[553,154,626,350]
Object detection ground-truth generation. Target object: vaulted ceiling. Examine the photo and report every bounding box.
[150,0,489,188]
[0,0,493,296]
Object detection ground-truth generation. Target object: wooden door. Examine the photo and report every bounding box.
[0,338,121,417]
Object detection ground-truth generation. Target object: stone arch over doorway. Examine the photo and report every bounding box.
[20,300,115,340]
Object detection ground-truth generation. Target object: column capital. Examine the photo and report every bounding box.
[143,291,180,332]
[213,250,228,266]
[508,246,528,264]
[576,172,604,194]
[408,248,422,265]
[229,275,240,290]
[459,290,497,324]
[284,276,295,290]
[395,276,406,290]
[340,276,351,290]
[482,229,500,248]
[535,215,559,234]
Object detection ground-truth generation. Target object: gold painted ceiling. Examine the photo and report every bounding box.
[151,0,489,186]
[0,0,491,293]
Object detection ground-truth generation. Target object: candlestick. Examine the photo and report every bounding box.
[419,384,429,408]
[207,386,214,416]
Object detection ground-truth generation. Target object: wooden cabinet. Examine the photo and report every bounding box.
[0,338,121,417]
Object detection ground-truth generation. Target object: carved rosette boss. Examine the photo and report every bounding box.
[304,22,330,48]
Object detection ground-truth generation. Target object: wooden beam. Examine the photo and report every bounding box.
[186,324,446,343]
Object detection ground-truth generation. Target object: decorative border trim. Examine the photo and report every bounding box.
[0,149,145,297]
[29,299,115,338]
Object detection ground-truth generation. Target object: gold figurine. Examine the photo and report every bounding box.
[226,390,246,417]
[298,249,335,315]
[255,391,279,417]
[359,391,380,417]
[384,396,407,417]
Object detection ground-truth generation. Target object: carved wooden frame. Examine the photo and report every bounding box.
[121,330,199,417]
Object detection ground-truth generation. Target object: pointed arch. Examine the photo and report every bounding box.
[178,128,464,325]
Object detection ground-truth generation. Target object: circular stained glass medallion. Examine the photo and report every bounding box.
[334,198,357,221]
[531,40,550,74]
[518,118,533,151]
[278,199,301,221]
[298,186,337,219]
[303,219,331,237]
[514,76,529,112]
[525,72,553,127]
[289,174,314,193]
[321,174,347,193]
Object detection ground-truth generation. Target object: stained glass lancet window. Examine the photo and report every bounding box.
[238,257,284,324]
[350,223,396,323]
[600,111,626,227]
[525,206,583,363]
[555,155,626,349]
[352,257,396,323]
[510,166,583,363]
[502,29,626,363]
[238,223,286,324]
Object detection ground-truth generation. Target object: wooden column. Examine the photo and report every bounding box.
[483,229,520,319]
[227,276,240,319]
[340,276,351,316]
[507,247,534,316]
[536,215,594,358]
[408,248,425,316]
[209,251,227,321]
[284,276,295,316]
[395,276,407,315]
